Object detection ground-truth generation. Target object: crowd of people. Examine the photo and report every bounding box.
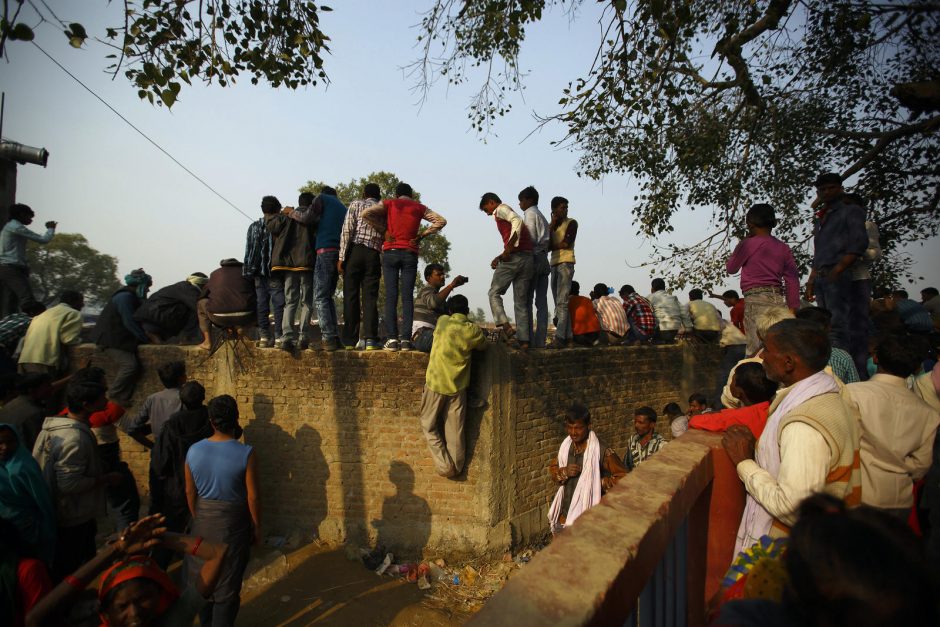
[1,169,940,625]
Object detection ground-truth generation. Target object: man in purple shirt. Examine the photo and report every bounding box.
[805,172,870,379]
[726,203,800,356]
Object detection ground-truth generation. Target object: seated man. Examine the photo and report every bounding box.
[548,403,627,534]
[691,362,778,438]
[846,335,939,518]
[18,290,84,376]
[687,288,721,342]
[412,264,468,353]
[134,273,207,343]
[420,295,486,478]
[619,285,655,345]
[647,278,692,344]
[197,259,257,349]
[663,402,688,438]
[890,289,934,335]
[590,282,629,345]
[568,281,601,347]
[625,407,666,469]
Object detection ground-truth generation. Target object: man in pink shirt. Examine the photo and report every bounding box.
[726,204,800,356]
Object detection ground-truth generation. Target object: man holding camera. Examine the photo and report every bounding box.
[412,264,468,353]
[0,203,56,313]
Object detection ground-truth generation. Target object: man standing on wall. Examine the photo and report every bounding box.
[243,196,284,348]
[311,187,348,352]
[420,295,486,478]
[266,194,315,351]
[362,182,447,352]
[479,192,534,349]
[548,197,576,349]
[0,203,56,313]
[339,183,384,350]
[519,186,550,349]
[804,172,870,379]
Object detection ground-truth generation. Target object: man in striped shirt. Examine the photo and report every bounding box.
[590,283,629,344]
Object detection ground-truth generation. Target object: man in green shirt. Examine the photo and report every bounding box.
[420,295,486,478]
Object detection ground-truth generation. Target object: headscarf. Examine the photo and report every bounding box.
[124,269,153,299]
[186,273,209,288]
[98,555,179,625]
[0,423,56,566]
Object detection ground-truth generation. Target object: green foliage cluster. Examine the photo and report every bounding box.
[414,0,940,289]
[1,1,333,108]
[26,233,121,308]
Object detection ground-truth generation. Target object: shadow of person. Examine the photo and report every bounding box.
[373,461,431,561]
[243,394,329,541]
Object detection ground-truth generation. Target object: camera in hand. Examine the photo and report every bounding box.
[455,275,469,286]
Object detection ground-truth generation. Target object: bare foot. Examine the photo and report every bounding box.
[197,342,211,350]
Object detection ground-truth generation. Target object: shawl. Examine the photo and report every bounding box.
[548,431,602,531]
[0,424,56,565]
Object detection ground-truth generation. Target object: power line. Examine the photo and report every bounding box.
[30,41,253,222]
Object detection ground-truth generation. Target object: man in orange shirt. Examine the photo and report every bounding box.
[568,281,601,347]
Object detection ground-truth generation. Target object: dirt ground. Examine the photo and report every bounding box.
[237,547,485,627]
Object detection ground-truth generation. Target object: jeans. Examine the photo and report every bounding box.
[314,250,340,341]
[342,244,382,345]
[254,275,285,339]
[625,325,651,344]
[815,271,871,381]
[742,289,786,357]
[280,270,313,342]
[550,262,574,340]
[489,252,534,342]
[383,249,419,340]
[526,252,551,348]
[413,326,434,353]
[0,264,38,311]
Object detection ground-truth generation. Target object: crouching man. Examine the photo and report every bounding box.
[548,403,627,534]
[420,295,486,478]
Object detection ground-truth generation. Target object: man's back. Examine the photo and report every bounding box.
[846,374,939,509]
[19,303,83,368]
[204,263,256,315]
[688,300,721,331]
[648,291,687,331]
[425,314,485,395]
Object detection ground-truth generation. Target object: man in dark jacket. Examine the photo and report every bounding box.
[805,172,871,379]
[133,273,207,343]
[94,268,153,404]
[196,259,257,349]
[245,196,285,347]
[266,193,317,351]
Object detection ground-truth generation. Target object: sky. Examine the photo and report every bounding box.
[2,1,937,316]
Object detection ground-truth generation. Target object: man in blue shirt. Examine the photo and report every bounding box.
[805,172,870,380]
[0,203,56,313]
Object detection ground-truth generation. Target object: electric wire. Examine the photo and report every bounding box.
[30,40,252,221]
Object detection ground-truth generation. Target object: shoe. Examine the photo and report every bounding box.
[274,338,294,352]
[383,339,400,352]
[256,337,273,348]
[399,340,412,351]
[365,339,380,351]
[322,337,340,352]
[547,338,566,350]
[298,337,311,351]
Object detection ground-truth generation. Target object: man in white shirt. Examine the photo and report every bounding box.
[845,335,939,517]
[18,290,84,375]
[723,318,861,555]
[647,278,692,344]
[519,186,550,348]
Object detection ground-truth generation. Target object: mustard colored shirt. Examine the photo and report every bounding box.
[550,219,576,266]
[425,314,486,395]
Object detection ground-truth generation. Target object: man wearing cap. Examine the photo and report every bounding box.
[805,172,870,379]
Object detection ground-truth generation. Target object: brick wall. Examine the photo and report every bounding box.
[74,341,719,559]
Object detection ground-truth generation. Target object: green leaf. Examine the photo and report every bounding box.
[11,23,35,41]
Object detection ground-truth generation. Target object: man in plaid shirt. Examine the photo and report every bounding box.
[338,183,385,350]
[619,284,655,344]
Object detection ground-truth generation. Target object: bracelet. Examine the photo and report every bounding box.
[191,536,204,556]
[64,575,85,590]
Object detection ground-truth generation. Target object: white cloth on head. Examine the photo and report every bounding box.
[548,431,602,532]
[734,370,839,555]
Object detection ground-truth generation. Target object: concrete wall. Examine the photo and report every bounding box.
[74,341,719,559]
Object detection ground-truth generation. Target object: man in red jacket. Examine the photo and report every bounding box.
[362,182,447,351]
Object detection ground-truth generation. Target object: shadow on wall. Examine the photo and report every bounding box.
[244,393,330,539]
[373,461,431,561]
[332,355,368,547]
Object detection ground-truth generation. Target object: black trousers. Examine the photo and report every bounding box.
[342,243,382,345]
[53,519,97,581]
